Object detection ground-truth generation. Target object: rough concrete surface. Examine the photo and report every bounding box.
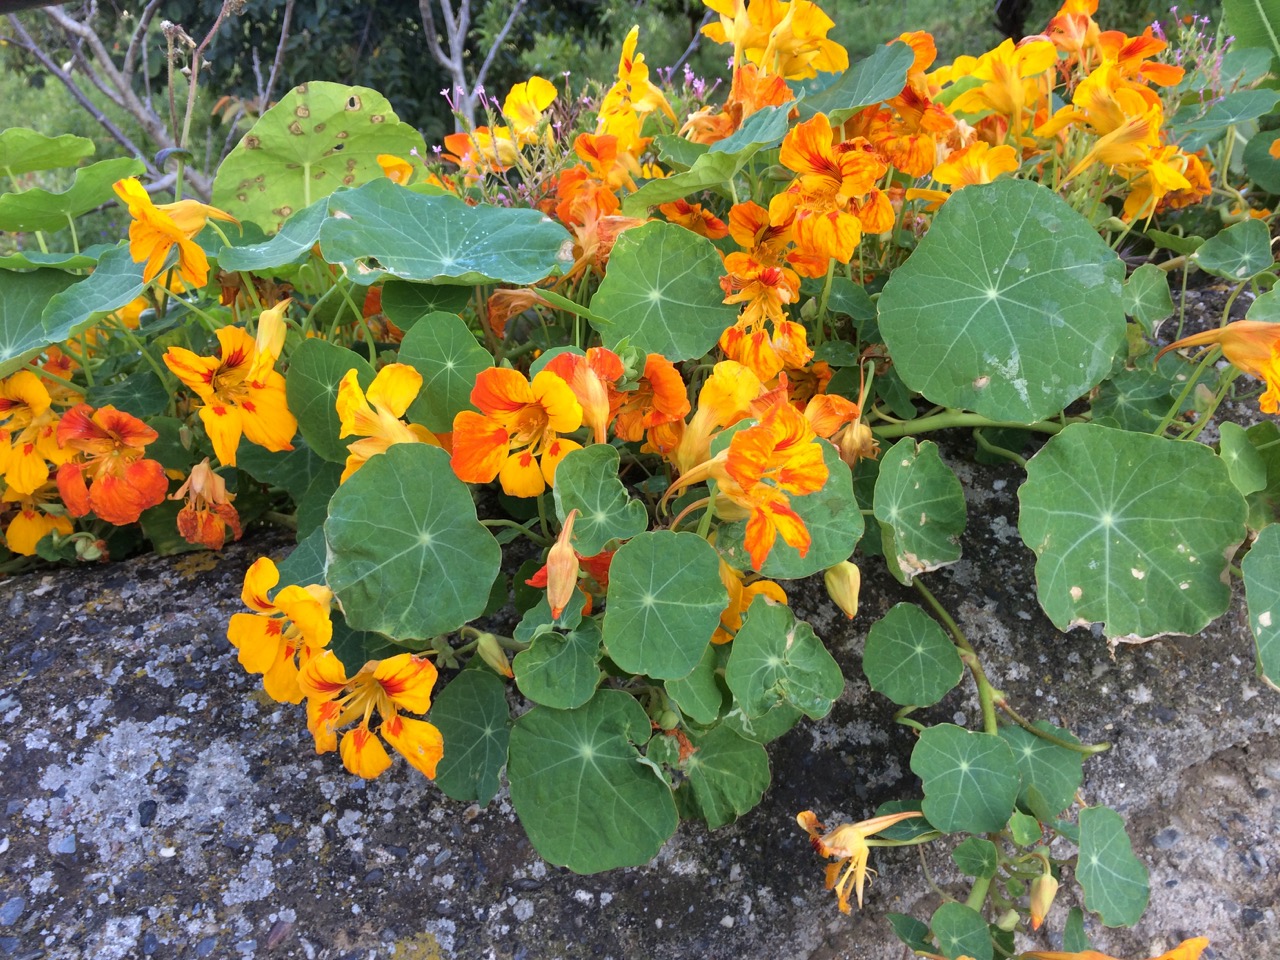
[1,445,1275,960]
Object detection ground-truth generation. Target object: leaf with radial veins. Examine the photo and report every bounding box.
[873,439,967,585]
[878,179,1126,423]
[212,81,427,233]
[588,221,739,360]
[397,311,493,432]
[507,690,677,873]
[1018,423,1246,640]
[430,670,511,806]
[320,179,572,285]
[911,724,1020,834]
[863,602,964,707]
[1077,806,1150,927]
[324,444,501,640]
[0,129,94,176]
[551,444,649,556]
[724,598,844,719]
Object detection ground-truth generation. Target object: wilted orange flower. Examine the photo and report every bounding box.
[613,354,690,443]
[227,557,333,704]
[336,364,441,482]
[526,541,614,618]
[451,368,583,497]
[163,324,297,467]
[487,288,551,339]
[1155,321,1280,414]
[172,458,242,550]
[301,650,444,780]
[543,347,625,444]
[112,177,237,287]
[2,482,73,556]
[55,404,168,525]
[797,808,924,912]
[1024,937,1209,960]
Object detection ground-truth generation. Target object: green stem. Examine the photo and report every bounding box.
[913,579,997,735]
[875,410,1066,439]
[336,282,378,364]
[965,874,992,912]
[481,518,551,547]
[64,212,81,256]
[31,367,81,394]
[1152,346,1219,437]
[1184,368,1240,441]
[263,511,298,531]
[814,257,836,347]
[973,428,1027,468]
[994,699,1110,755]
[695,480,717,540]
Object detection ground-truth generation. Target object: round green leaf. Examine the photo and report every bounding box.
[724,597,844,719]
[795,41,916,125]
[677,725,770,829]
[381,280,472,326]
[0,157,143,233]
[36,245,147,369]
[0,129,94,176]
[930,902,993,960]
[1220,421,1268,497]
[716,440,863,578]
[1018,423,1247,639]
[1009,810,1043,846]
[1246,289,1280,323]
[87,369,169,418]
[888,913,934,953]
[721,701,803,744]
[1192,218,1275,281]
[431,670,512,806]
[879,179,1127,423]
[1122,263,1174,333]
[0,269,77,378]
[552,444,650,556]
[998,722,1084,819]
[665,643,726,725]
[285,338,375,463]
[320,179,572,285]
[507,690,677,873]
[212,82,427,233]
[602,531,727,680]
[863,602,964,707]
[951,837,999,878]
[1077,806,1150,927]
[1243,522,1280,687]
[513,618,603,709]
[1244,128,1280,194]
[589,221,739,360]
[324,444,502,640]
[1090,353,1188,432]
[910,724,1020,834]
[1171,88,1280,152]
[873,438,967,584]
[397,310,493,432]
[217,199,328,273]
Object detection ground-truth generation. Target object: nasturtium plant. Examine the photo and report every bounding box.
[2,0,1267,952]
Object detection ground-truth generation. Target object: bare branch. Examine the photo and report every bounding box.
[5,14,160,177]
[123,0,164,77]
[672,10,714,73]
[472,0,525,97]
[261,0,295,110]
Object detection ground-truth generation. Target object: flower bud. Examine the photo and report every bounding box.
[824,561,861,619]
[995,908,1020,932]
[255,297,291,365]
[475,632,513,679]
[656,709,680,731]
[546,509,580,619]
[1029,872,1059,931]
[836,421,879,469]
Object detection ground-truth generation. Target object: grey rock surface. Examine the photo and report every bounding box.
[0,449,1276,960]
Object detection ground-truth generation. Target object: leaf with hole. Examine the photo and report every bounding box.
[863,602,963,706]
[320,179,572,285]
[602,531,727,680]
[430,670,511,806]
[1018,423,1246,639]
[724,597,844,719]
[507,690,677,873]
[911,724,1020,834]
[1077,806,1150,927]
[873,439,966,584]
[212,82,427,233]
[552,445,649,556]
[0,157,143,233]
[673,724,770,830]
[324,444,501,640]
[588,222,739,360]
[1243,522,1280,687]
[879,179,1126,423]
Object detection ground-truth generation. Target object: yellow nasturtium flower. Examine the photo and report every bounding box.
[335,363,441,482]
[502,76,558,144]
[112,177,238,287]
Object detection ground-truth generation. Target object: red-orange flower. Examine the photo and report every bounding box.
[1156,320,1280,414]
[613,354,690,443]
[543,347,625,444]
[55,404,167,525]
[451,368,583,497]
[172,457,241,550]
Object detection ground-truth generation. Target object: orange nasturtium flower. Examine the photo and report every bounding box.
[0,370,69,496]
[164,324,297,467]
[54,403,168,525]
[227,557,333,704]
[1155,321,1280,414]
[3,483,73,556]
[171,458,242,550]
[612,354,690,443]
[713,557,787,643]
[542,347,625,444]
[377,153,416,185]
[797,808,924,913]
[112,177,237,287]
[301,650,444,780]
[335,363,441,482]
[451,368,583,497]
[1023,937,1209,960]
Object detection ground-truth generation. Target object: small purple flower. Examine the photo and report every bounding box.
[1151,19,1165,40]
